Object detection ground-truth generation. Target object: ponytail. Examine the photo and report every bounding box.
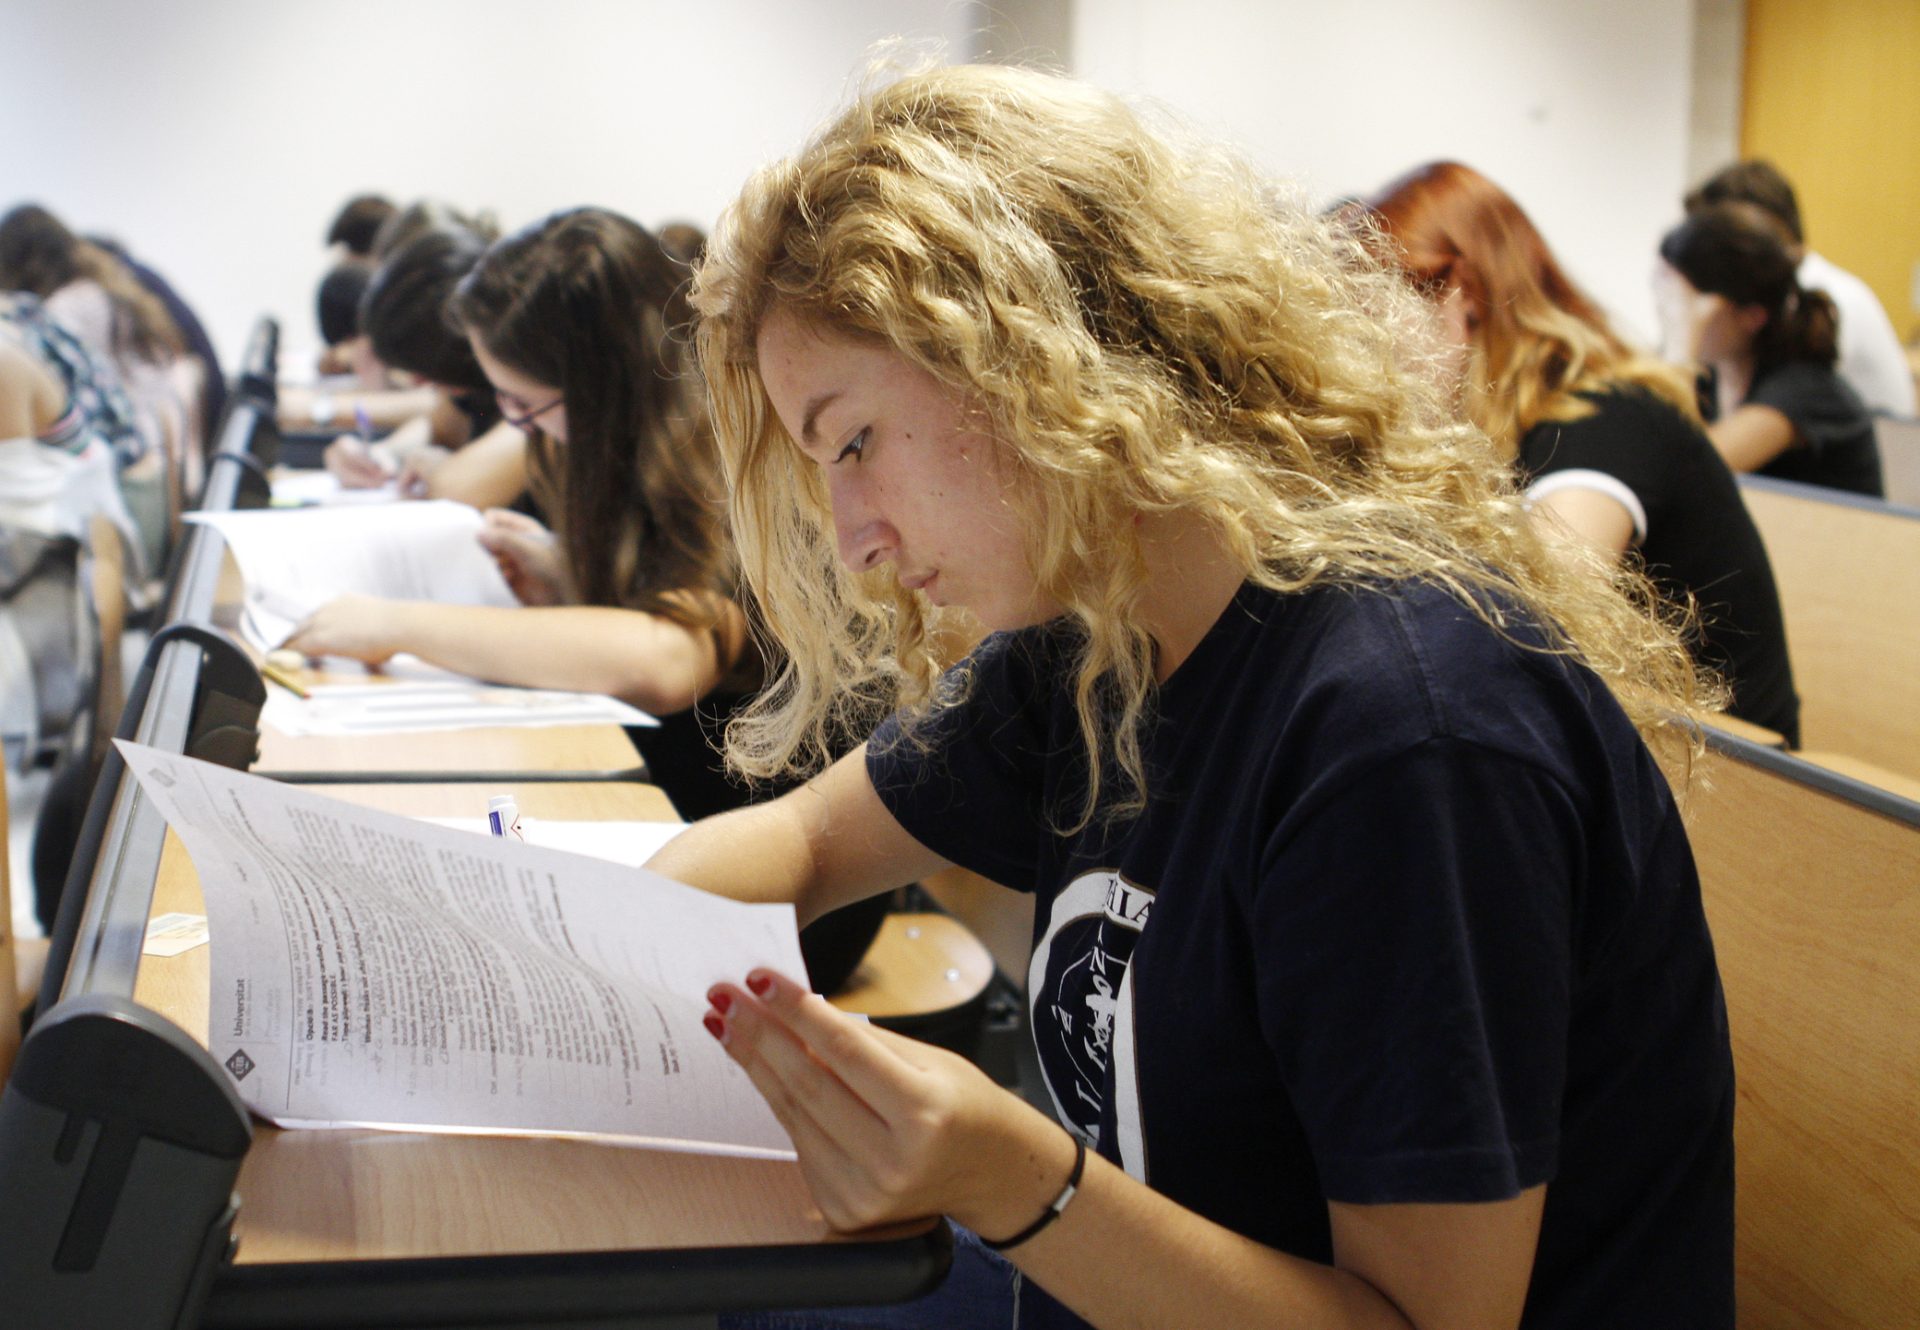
[1660,200,1837,373]
[1759,283,1839,371]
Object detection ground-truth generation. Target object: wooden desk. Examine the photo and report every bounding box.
[132,780,944,1325]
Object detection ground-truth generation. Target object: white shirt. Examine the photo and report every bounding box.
[1798,250,1916,417]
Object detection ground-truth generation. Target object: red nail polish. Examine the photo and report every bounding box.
[746,973,774,997]
[709,990,733,1015]
[703,1012,726,1041]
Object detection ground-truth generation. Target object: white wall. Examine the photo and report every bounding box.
[0,0,979,369]
[2,0,1698,367]
[1072,0,1697,342]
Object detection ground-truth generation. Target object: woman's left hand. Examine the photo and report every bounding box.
[704,968,1078,1239]
[478,508,568,606]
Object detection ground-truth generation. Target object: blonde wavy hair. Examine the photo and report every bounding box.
[693,63,1708,828]
[1364,160,1698,457]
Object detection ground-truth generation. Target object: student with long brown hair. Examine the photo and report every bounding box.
[1368,160,1799,743]
[321,224,529,504]
[284,207,884,990]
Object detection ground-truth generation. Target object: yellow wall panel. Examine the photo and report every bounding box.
[1744,0,1920,336]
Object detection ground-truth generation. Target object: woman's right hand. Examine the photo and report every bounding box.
[393,445,456,500]
[323,435,396,489]
[478,508,568,605]
[282,593,407,667]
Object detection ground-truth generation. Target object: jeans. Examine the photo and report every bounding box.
[718,1225,1021,1330]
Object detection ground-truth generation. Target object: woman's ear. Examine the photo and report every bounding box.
[1735,302,1771,338]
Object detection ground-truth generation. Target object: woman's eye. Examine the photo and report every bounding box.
[833,429,868,464]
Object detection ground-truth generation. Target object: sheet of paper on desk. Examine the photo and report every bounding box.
[187,501,517,650]
[260,671,658,734]
[422,817,686,865]
[270,469,401,508]
[116,739,801,1160]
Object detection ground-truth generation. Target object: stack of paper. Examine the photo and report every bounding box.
[262,674,657,735]
[121,740,800,1158]
[188,501,519,651]
[269,469,401,508]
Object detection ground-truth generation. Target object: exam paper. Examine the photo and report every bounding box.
[270,469,401,508]
[421,818,686,865]
[118,740,801,1159]
[186,501,518,650]
[260,675,659,735]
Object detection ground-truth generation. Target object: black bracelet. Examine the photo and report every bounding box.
[980,1131,1087,1252]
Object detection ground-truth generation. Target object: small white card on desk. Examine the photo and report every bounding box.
[143,911,210,957]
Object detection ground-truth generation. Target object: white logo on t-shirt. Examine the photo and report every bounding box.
[1029,869,1155,1177]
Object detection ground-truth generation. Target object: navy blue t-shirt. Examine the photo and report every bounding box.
[868,579,1734,1329]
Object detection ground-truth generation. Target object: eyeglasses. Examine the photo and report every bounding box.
[498,392,564,431]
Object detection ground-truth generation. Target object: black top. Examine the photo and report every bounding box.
[1740,361,1882,497]
[1520,387,1800,743]
[870,580,1735,1330]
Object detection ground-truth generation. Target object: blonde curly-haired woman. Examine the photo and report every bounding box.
[654,64,1734,1330]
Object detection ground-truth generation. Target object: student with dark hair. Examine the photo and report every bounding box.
[1369,161,1799,743]
[316,258,372,352]
[369,199,499,262]
[287,261,441,435]
[323,226,525,505]
[0,293,137,544]
[1659,201,1883,497]
[88,233,226,447]
[284,207,883,991]
[0,205,185,370]
[326,193,397,257]
[0,203,197,569]
[360,228,496,402]
[1686,160,1914,417]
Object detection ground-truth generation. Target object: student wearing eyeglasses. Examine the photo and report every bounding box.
[285,208,886,993]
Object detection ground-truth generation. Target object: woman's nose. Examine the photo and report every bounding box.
[827,478,896,572]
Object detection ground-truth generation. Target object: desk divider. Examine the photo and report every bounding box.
[3,320,282,1328]
[1687,729,1920,1328]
